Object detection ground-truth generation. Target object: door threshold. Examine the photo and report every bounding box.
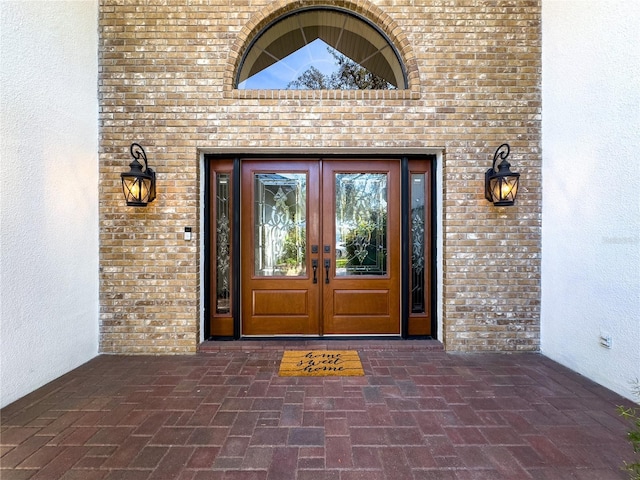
[199,337,443,353]
[240,335,403,341]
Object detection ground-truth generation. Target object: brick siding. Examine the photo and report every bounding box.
[99,0,541,353]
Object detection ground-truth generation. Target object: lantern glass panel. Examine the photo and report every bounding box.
[489,176,519,205]
[123,176,152,205]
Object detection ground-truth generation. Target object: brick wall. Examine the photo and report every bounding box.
[99,0,541,353]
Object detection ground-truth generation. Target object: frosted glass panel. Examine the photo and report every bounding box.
[215,174,231,313]
[335,173,387,276]
[254,173,306,276]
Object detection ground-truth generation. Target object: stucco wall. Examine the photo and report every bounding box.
[541,0,640,401]
[0,1,99,408]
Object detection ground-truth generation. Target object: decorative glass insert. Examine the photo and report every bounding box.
[410,173,426,313]
[215,174,231,314]
[236,8,406,90]
[335,173,387,276]
[254,173,307,276]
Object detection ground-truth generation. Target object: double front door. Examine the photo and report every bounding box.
[207,156,433,339]
[241,160,400,336]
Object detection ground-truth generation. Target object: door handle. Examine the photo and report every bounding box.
[312,259,318,284]
[324,259,330,284]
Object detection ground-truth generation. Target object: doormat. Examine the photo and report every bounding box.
[278,350,364,377]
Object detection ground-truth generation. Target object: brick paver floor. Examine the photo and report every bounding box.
[1,340,637,479]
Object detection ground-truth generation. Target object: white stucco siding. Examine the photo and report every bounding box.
[541,0,640,401]
[0,1,99,408]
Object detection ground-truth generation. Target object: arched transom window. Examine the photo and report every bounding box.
[236,7,407,90]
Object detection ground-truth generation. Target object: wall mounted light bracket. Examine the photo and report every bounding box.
[485,143,520,206]
[121,143,156,207]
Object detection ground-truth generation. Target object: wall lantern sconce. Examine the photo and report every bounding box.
[485,143,520,206]
[121,143,156,207]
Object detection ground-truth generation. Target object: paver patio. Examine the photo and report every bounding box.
[1,340,637,479]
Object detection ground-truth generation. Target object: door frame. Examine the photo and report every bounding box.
[203,153,438,340]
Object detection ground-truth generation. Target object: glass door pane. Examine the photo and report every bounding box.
[411,173,426,313]
[254,173,307,277]
[334,173,388,276]
[215,173,231,314]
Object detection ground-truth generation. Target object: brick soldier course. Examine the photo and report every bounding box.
[99,0,541,354]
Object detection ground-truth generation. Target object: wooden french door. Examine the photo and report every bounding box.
[241,159,401,336]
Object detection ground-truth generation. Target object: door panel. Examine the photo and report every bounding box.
[322,161,400,335]
[252,290,309,315]
[332,290,389,315]
[241,161,320,335]
[241,159,400,336]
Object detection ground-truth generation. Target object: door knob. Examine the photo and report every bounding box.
[324,259,330,284]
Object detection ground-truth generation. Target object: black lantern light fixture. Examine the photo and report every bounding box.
[121,143,156,207]
[485,143,520,206]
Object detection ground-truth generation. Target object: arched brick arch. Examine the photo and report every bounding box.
[223,0,420,93]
